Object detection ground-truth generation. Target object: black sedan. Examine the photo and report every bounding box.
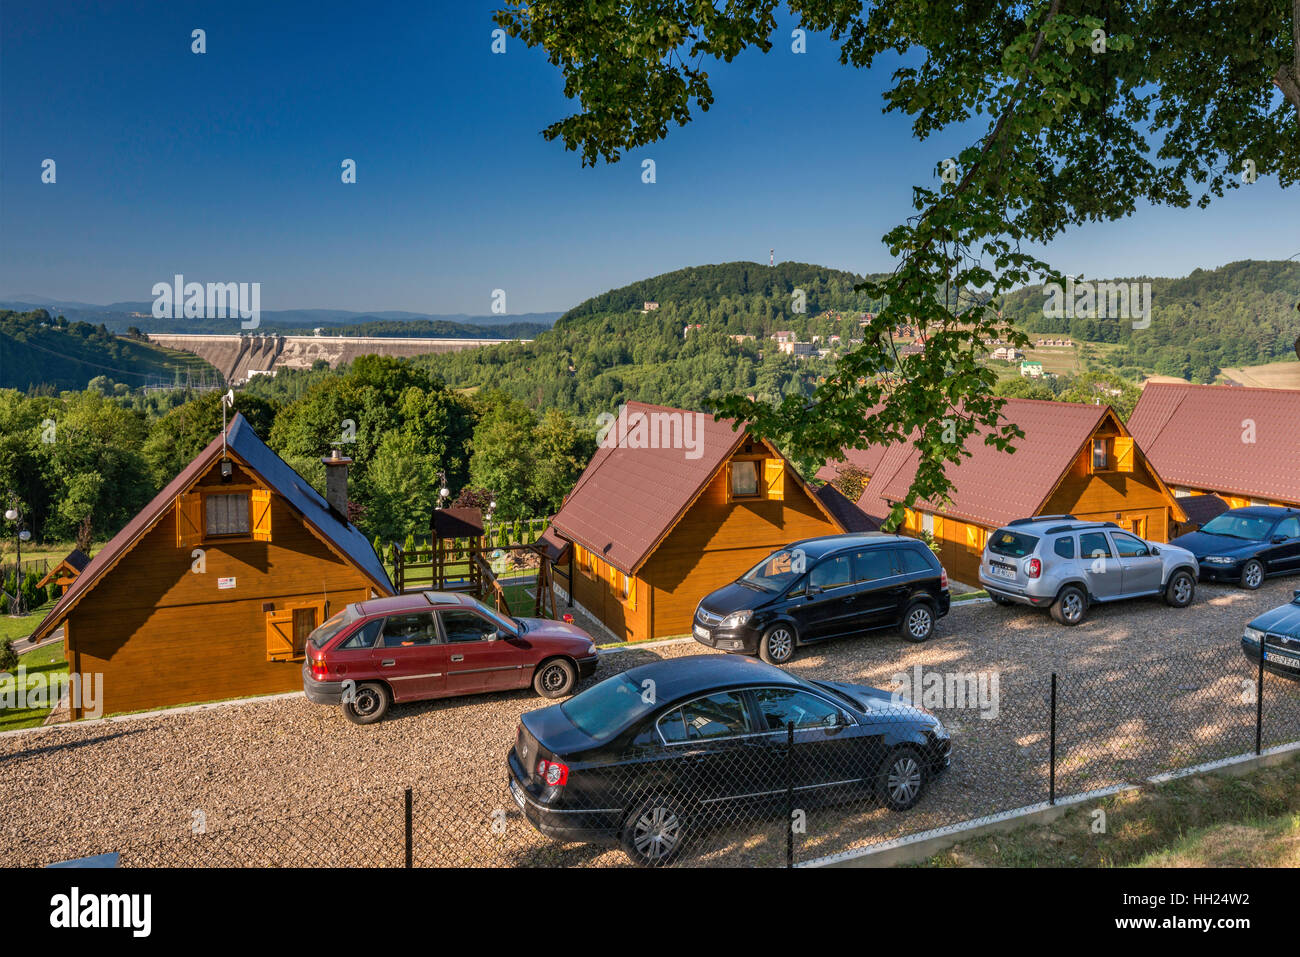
[1171,506,1300,589]
[506,655,951,866]
[1241,589,1300,679]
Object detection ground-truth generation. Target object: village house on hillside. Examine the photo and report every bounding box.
[1129,382,1300,509]
[539,401,845,642]
[818,398,1188,585]
[29,414,393,718]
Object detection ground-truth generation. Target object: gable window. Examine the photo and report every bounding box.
[205,493,250,536]
[1092,438,1109,471]
[731,460,760,497]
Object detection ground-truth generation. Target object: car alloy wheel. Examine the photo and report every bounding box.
[907,606,932,640]
[1171,573,1193,606]
[630,804,682,865]
[878,746,926,811]
[1243,561,1263,590]
[762,627,794,664]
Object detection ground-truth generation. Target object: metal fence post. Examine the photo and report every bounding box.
[785,721,795,868]
[404,787,413,868]
[1256,649,1265,756]
[1049,673,1057,806]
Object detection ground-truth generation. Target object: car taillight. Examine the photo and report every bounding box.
[939,567,948,589]
[311,657,328,680]
[1027,558,1042,578]
[535,758,569,787]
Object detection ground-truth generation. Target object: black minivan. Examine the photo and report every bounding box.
[692,533,951,664]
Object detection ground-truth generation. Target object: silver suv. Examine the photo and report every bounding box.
[978,515,1199,625]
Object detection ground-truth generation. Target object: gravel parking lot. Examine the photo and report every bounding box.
[4,577,1300,867]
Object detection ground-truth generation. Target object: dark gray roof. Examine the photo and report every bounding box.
[226,413,392,591]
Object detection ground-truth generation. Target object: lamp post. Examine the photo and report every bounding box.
[3,499,31,617]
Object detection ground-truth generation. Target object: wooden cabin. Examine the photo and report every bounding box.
[541,402,845,642]
[821,398,1187,586]
[36,548,91,595]
[28,413,393,719]
[1129,382,1300,509]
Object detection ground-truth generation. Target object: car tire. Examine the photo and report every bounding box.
[1241,560,1264,590]
[759,625,797,665]
[899,600,935,642]
[533,658,577,698]
[620,795,689,867]
[1050,585,1088,626]
[342,682,390,725]
[877,745,927,811]
[1164,569,1196,608]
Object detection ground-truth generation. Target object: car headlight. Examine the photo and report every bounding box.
[720,610,753,629]
[1244,626,1265,644]
[1204,556,1236,564]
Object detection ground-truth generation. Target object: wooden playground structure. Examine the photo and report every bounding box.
[390,508,558,619]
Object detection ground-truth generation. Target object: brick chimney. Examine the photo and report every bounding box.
[321,449,353,519]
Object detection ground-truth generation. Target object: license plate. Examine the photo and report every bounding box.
[693,625,710,640]
[989,563,1016,580]
[509,777,526,810]
[1264,649,1300,668]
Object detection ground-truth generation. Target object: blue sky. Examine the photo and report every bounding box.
[1,0,1296,315]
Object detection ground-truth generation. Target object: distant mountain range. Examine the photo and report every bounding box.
[0,296,560,336]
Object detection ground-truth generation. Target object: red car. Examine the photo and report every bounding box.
[302,592,599,724]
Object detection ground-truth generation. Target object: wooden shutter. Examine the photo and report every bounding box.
[763,458,785,500]
[291,606,319,658]
[251,488,273,541]
[176,492,203,547]
[265,610,295,661]
[966,523,981,554]
[1113,437,1135,473]
[626,575,636,610]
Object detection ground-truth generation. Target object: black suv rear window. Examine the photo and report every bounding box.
[989,530,1038,557]
[895,546,937,574]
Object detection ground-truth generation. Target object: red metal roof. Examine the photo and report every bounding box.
[548,402,750,574]
[854,398,1118,528]
[1129,382,1300,504]
[814,443,891,484]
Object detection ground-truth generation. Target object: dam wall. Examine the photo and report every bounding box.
[147,334,523,384]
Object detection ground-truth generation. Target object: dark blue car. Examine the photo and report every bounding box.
[1242,590,1300,679]
[1171,506,1300,589]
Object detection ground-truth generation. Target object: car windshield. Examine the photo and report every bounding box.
[560,674,658,742]
[1199,514,1275,541]
[307,607,357,650]
[464,596,518,635]
[741,549,804,592]
[988,530,1039,558]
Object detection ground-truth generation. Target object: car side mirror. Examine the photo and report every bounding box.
[806,583,822,597]
[1272,536,1288,545]
[1149,546,1159,556]
[488,629,501,642]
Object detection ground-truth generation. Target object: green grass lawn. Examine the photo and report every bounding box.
[0,637,69,731]
[916,754,1300,867]
[0,600,56,644]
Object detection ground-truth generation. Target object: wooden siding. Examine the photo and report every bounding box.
[65,463,376,718]
[640,455,839,638]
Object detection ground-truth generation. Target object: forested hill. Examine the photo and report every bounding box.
[998,259,1300,376]
[559,261,888,322]
[0,310,216,392]
[417,262,890,418]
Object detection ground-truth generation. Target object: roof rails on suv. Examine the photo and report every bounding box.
[1045,521,1119,534]
[1008,514,1076,526]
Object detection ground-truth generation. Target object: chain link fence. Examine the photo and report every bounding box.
[44,643,1300,868]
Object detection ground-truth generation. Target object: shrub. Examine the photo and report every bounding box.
[0,639,17,675]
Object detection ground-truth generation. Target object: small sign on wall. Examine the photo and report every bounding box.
[217,577,237,590]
